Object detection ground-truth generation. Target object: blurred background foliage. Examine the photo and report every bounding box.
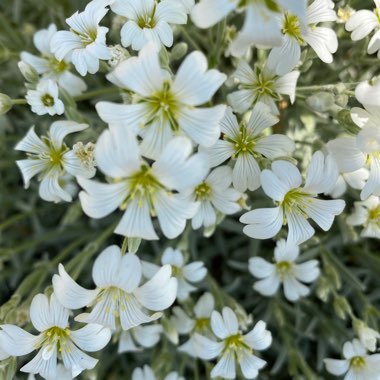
[0,0,379,379]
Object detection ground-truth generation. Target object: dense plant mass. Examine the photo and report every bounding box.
[1,0,380,379]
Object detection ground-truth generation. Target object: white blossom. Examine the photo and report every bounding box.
[78,127,208,239]
[268,0,338,76]
[347,196,380,239]
[15,121,95,203]
[20,24,86,96]
[52,245,178,331]
[0,293,110,379]
[203,105,295,191]
[193,307,271,379]
[191,0,306,57]
[324,339,380,379]
[240,151,345,244]
[249,239,320,302]
[346,1,380,58]
[355,77,380,107]
[353,319,380,352]
[26,79,64,116]
[182,166,243,230]
[327,105,380,200]
[228,62,300,115]
[111,0,189,51]
[50,0,112,76]
[96,44,226,159]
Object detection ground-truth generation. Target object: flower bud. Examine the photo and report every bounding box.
[353,319,380,352]
[333,295,352,320]
[18,61,39,83]
[306,92,335,112]
[0,93,12,115]
[170,42,188,61]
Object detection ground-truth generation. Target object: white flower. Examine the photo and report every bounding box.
[52,245,178,331]
[78,126,208,240]
[324,339,380,379]
[346,1,380,58]
[353,320,380,352]
[347,196,380,239]
[50,0,112,76]
[249,239,320,302]
[182,166,243,230]
[203,105,295,191]
[27,364,73,380]
[240,151,345,244]
[26,79,64,116]
[15,121,95,203]
[111,0,188,51]
[132,365,184,380]
[20,24,86,96]
[144,247,207,301]
[191,0,306,57]
[327,105,380,200]
[171,292,215,357]
[118,324,163,353]
[228,62,300,115]
[0,293,110,379]
[96,44,226,159]
[355,77,380,107]
[193,307,272,379]
[268,0,338,76]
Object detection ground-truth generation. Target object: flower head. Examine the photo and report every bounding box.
[193,307,272,379]
[203,105,295,191]
[324,339,380,379]
[78,126,208,239]
[50,0,112,76]
[26,79,64,116]
[52,245,178,331]
[249,239,320,301]
[111,0,188,51]
[15,121,94,203]
[240,151,345,244]
[228,62,300,115]
[0,293,111,379]
[96,44,226,159]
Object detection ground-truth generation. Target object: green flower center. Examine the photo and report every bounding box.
[227,124,256,157]
[49,57,68,74]
[194,182,212,201]
[283,13,305,44]
[137,3,157,28]
[41,94,55,107]
[145,82,180,131]
[350,356,366,369]
[73,28,97,46]
[195,318,210,331]
[280,188,313,223]
[276,261,293,279]
[120,165,163,210]
[223,333,251,353]
[41,326,71,353]
[369,205,380,221]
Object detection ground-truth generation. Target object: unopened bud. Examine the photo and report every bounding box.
[353,319,380,352]
[306,92,335,112]
[0,93,12,115]
[333,295,352,320]
[171,42,188,61]
[18,61,38,83]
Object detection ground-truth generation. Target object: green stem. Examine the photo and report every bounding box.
[11,98,27,105]
[179,26,202,51]
[296,82,359,93]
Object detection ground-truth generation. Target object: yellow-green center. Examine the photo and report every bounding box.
[280,188,312,223]
[41,94,55,107]
[350,356,366,369]
[194,182,212,201]
[195,318,210,330]
[145,82,179,131]
[283,13,304,44]
[41,326,71,353]
[276,261,293,279]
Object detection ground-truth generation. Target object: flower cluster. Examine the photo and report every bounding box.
[1,0,380,379]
